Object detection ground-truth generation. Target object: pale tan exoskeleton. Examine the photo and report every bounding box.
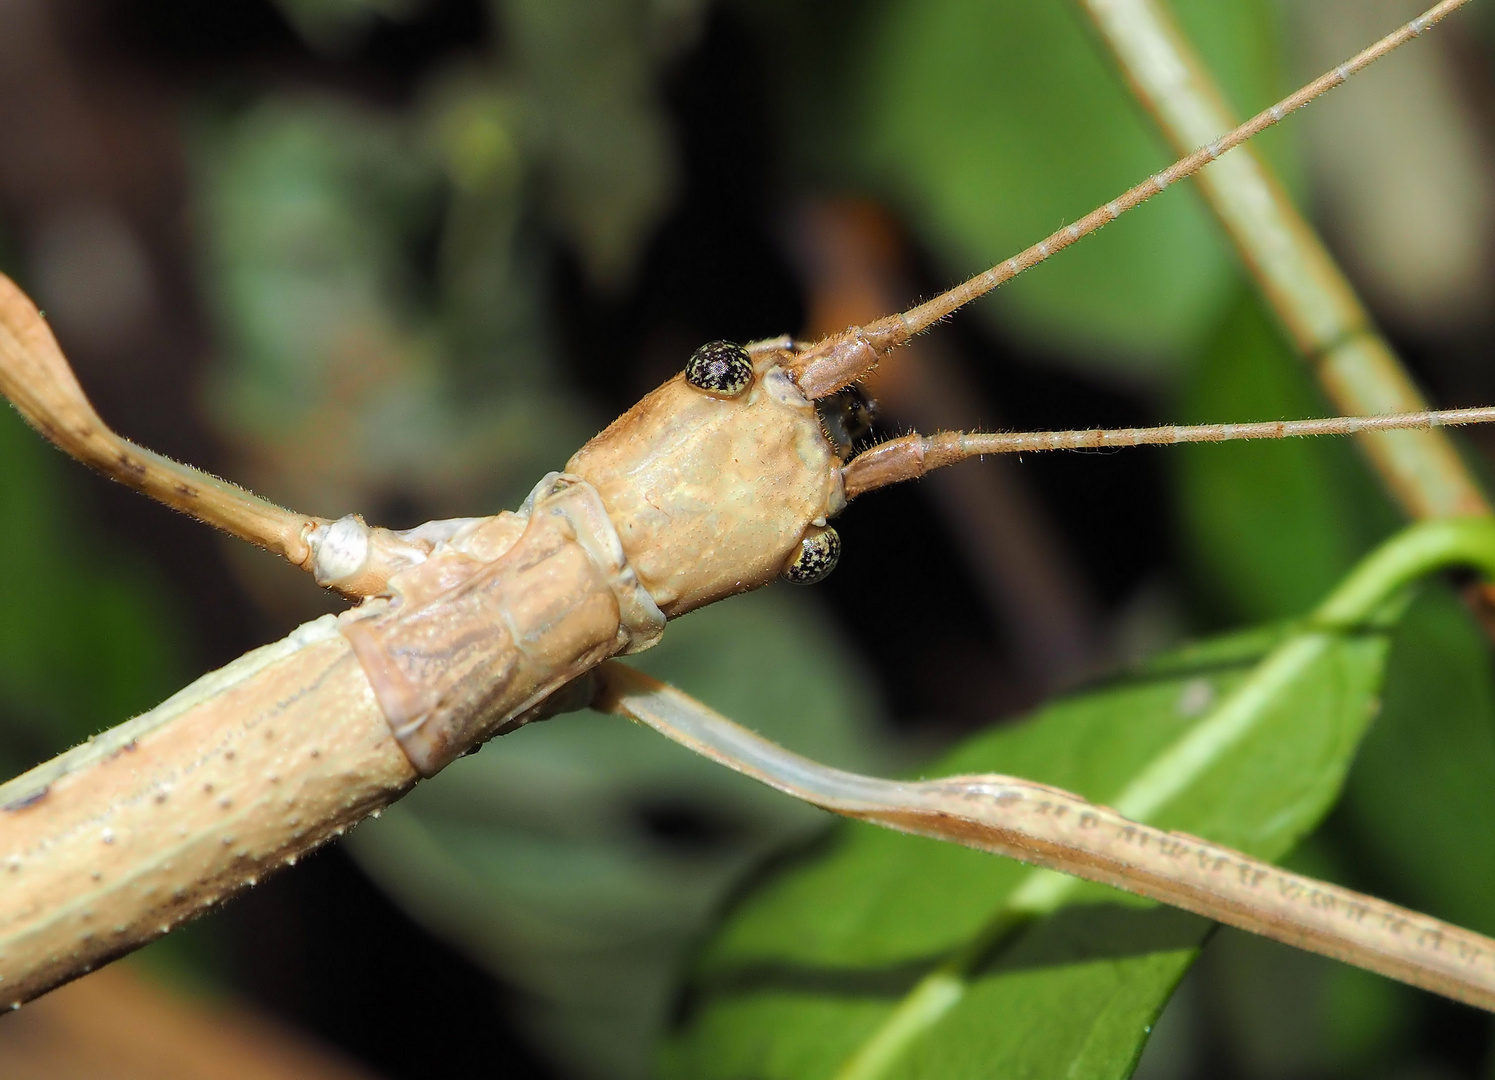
[3,0,1495,1040]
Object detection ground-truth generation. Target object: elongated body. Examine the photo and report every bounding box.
[0,619,408,1005]
[0,336,842,1002]
[6,296,1495,1013]
[4,0,1495,1026]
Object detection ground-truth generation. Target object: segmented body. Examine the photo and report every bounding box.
[3,0,1495,1021]
[0,343,843,1002]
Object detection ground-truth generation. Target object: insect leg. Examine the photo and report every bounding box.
[0,274,429,595]
[593,660,1495,1011]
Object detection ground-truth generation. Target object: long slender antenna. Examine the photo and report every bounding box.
[841,407,1495,499]
[786,0,1474,399]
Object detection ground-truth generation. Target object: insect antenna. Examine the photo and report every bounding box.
[785,0,1474,401]
[841,408,1495,498]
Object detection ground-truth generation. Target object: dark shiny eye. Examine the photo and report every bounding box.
[685,341,754,398]
[783,527,840,584]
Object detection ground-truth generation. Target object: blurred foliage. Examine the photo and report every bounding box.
[741,0,1296,383]
[271,0,423,53]
[0,392,184,777]
[1175,290,1400,623]
[1291,0,1495,333]
[492,0,709,289]
[196,95,582,529]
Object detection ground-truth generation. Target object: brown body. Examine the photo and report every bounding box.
[0,324,845,999]
[567,347,843,616]
[0,622,415,1006]
[2,0,1494,1024]
[340,475,666,775]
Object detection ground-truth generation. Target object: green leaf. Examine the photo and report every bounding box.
[1174,289,1397,623]
[798,0,1292,378]
[347,588,893,1080]
[1137,588,1495,1078]
[0,404,184,770]
[1340,585,1495,937]
[1169,294,1495,1069]
[663,612,1394,1079]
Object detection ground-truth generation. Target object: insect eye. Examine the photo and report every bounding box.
[685,341,754,398]
[782,526,840,584]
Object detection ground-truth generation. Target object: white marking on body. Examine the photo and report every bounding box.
[311,516,370,586]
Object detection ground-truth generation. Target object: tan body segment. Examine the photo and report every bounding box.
[567,350,844,617]
[0,337,844,1001]
[0,620,416,1006]
[339,476,665,775]
[3,0,1495,1024]
[0,348,838,1001]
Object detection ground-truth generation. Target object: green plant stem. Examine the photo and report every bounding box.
[1077,0,1490,521]
[834,517,1495,1080]
[1314,517,1495,624]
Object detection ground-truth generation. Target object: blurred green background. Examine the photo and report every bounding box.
[1,0,1495,1077]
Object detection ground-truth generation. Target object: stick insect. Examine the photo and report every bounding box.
[1,0,1493,1040]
